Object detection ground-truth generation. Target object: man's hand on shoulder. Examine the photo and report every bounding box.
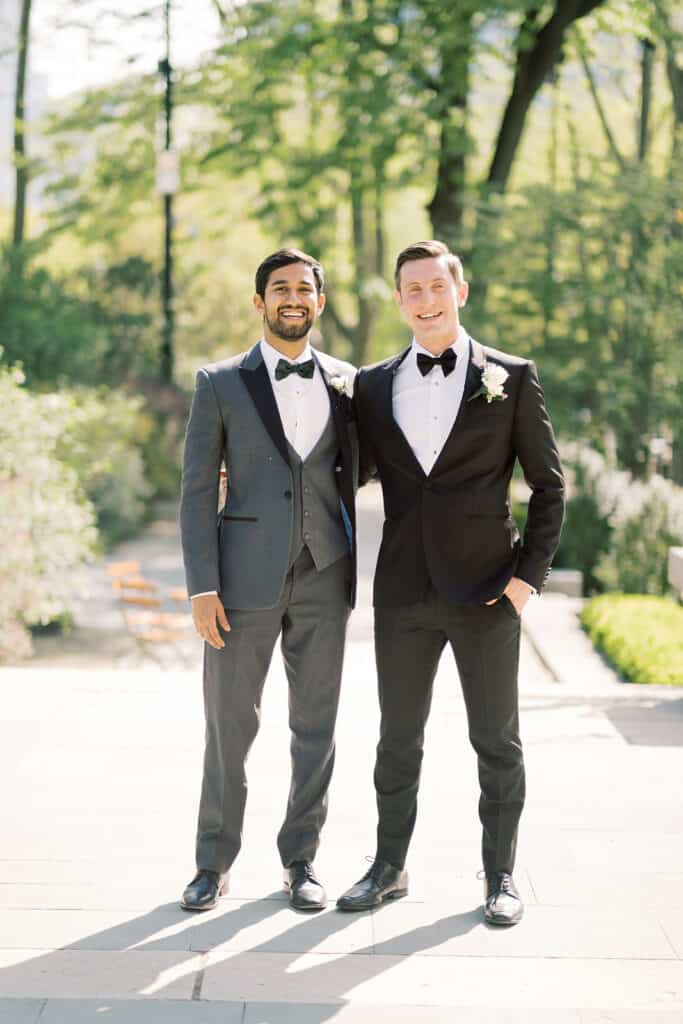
[191,593,230,649]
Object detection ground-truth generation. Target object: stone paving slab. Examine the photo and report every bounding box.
[199,951,683,1009]
[2,1001,683,1024]
[368,901,675,960]
[0,950,200,1000]
[0,999,44,1024]
[37,999,243,1023]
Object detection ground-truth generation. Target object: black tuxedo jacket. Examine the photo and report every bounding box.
[355,338,565,607]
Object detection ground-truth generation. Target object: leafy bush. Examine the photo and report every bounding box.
[581,595,683,686]
[44,388,155,547]
[0,246,157,388]
[560,442,683,596]
[0,362,97,660]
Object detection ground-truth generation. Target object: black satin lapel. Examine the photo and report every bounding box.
[463,339,486,404]
[239,361,291,467]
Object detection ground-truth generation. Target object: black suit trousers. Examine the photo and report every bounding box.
[373,587,524,877]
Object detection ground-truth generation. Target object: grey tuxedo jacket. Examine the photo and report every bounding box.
[180,342,359,610]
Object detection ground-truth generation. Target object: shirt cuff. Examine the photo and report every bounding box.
[190,591,218,599]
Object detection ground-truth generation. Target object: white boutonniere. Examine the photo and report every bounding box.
[329,375,350,397]
[469,361,509,404]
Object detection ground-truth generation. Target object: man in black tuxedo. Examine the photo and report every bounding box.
[337,240,564,925]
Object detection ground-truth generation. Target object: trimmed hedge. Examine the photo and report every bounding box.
[581,594,683,686]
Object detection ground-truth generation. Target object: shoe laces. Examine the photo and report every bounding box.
[290,860,316,881]
[477,869,514,894]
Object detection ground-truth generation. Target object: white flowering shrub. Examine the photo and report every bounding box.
[560,441,683,595]
[0,364,97,660]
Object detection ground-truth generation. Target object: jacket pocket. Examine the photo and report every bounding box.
[222,514,258,522]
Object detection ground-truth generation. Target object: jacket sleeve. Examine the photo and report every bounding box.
[180,369,225,597]
[512,361,565,592]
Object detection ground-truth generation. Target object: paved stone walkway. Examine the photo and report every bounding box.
[1,488,682,1021]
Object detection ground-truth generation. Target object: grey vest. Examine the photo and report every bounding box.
[287,412,350,571]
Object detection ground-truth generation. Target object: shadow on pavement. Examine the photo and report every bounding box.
[0,894,481,1018]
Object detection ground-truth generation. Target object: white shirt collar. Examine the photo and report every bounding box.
[410,325,469,363]
[260,337,314,379]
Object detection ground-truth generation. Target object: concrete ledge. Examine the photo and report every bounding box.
[668,547,683,595]
[545,569,583,598]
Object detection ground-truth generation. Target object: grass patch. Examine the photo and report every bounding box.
[580,595,683,686]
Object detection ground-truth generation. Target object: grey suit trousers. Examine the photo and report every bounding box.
[196,547,351,874]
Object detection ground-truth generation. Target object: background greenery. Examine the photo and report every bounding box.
[1,0,682,657]
[581,594,683,684]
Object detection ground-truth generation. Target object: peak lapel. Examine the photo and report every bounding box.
[314,350,351,455]
[239,343,291,467]
[463,338,487,403]
[427,337,486,477]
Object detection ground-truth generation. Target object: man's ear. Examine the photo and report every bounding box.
[458,281,469,308]
[393,288,402,308]
[253,293,264,315]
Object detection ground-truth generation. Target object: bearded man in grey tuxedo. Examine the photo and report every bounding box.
[180,248,359,912]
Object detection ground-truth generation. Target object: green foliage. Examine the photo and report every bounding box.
[552,494,612,594]
[45,388,155,547]
[479,163,683,479]
[0,246,158,387]
[581,594,683,685]
[0,360,97,660]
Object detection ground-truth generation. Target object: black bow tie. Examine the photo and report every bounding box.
[416,349,457,377]
[275,357,315,382]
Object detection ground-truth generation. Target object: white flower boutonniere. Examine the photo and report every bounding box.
[469,361,509,404]
[329,375,349,397]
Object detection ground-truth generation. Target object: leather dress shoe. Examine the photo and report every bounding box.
[180,869,228,912]
[283,861,326,911]
[484,872,523,926]
[336,859,408,911]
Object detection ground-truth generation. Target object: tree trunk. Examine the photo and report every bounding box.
[426,15,471,247]
[637,37,655,163]
[12,0,32,246]
[349,180,373,366]
[487,0,604,193]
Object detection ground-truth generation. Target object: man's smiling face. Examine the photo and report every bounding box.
[255,262,325,344]
[396,255,468,355]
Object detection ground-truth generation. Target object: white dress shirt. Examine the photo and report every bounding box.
[393,328,471,475]
[259,338,331,460]
[191,338,330,599]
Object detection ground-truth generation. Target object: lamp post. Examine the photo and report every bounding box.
[156,0,177,384]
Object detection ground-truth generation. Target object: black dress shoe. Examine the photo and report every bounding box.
[283,861,326,911]
[484,872,523,926]
[180,869,228,912]
[336,859,408,912]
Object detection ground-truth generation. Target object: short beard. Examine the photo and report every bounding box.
[265,308,314,341]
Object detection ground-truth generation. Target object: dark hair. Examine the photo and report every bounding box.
[394,240,464,290]
[255,248,324,298]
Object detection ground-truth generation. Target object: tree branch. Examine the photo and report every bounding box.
[574,27,627,170]
[323,292,354,343]
[487,0,605,192]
